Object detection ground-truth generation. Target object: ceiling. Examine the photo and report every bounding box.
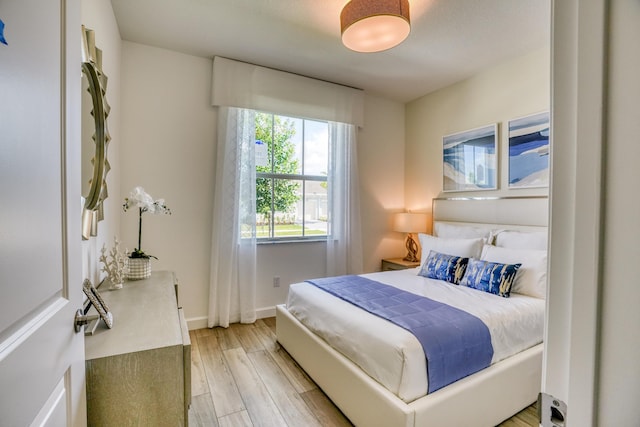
[110,0,550,103]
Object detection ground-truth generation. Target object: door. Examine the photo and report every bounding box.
[0,0,85,426]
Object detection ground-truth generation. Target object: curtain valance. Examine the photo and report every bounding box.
[211,56,364,127]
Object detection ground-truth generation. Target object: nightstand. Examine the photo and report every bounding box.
[381,258,421,271]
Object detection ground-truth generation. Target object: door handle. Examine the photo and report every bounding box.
[74,309,99,333]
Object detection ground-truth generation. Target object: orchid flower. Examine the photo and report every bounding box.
[123,187,171,258]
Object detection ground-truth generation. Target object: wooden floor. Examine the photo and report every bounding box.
[188,318,537,427]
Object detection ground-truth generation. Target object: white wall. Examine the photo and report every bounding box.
[120,42,217,326]
[120,42,406,327]
[359,94,407,272]
[597,0,640,422]
[80,0,122,286]
[405,47,550,233]
[545,1,640,424]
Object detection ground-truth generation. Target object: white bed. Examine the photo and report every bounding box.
[276,197,549,427]
[286,268,545,403]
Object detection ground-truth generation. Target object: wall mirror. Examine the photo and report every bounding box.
[81,26,110,240]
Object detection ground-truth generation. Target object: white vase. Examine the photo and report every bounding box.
[127,257,151,280]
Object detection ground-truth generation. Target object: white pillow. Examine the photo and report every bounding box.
[494,230,548,250]
[434,223,493,240]
[418,234,484,266]
[480,245,547,299]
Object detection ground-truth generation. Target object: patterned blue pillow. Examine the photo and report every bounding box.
[459,258,521,297]
[418,250,469,285]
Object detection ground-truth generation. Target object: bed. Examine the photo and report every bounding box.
[276,197,549,427]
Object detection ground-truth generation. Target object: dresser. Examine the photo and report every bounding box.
[84,271,191,426]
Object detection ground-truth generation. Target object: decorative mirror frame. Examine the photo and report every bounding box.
[81,26,111,240]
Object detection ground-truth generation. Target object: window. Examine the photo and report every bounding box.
[255,112,328,240]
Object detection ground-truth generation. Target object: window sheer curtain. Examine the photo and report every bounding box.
[208,107,257,327]
[327,122,363,276]
[209,57,365,327]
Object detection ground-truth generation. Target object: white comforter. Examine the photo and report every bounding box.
[286,268,545,403]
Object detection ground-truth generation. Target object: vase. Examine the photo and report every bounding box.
[127,257,151,280]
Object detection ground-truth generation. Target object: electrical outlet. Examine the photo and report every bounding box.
[273,276,280,287]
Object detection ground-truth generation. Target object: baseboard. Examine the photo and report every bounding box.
[186,316,208,331]
[256,306,276,319]
[186,306,276,330]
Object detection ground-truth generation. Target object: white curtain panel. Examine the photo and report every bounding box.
[208,107,257,328]
[326,122,364,276]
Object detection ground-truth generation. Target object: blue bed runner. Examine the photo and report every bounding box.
[306,275,494,393]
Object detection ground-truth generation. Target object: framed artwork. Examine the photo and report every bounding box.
[83,279,114,329]
[508,112,550,188]
[443,124,498,192]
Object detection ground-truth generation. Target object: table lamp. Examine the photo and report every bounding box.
[393,212,428,262]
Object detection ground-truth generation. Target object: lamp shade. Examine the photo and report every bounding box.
[393,212,427,233]
[341,0,411,53]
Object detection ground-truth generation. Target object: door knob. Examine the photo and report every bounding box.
[74,309,99,333]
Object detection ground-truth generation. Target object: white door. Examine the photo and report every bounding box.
[0,0,85,426]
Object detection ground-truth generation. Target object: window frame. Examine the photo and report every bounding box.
[255,112,329,243]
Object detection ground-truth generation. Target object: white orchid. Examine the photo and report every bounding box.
[123,186,154,211]
[123,186,171,258]
[150,198,171,215]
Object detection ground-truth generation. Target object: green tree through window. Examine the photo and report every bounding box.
[255,112,328,239]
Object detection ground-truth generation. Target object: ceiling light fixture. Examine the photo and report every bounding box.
[340,0,411,53]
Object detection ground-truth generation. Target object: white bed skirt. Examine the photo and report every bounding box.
[276,304,542,427]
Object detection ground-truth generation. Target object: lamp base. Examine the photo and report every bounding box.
[403,233,420,263]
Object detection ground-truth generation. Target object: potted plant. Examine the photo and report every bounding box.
[123,186,171,279]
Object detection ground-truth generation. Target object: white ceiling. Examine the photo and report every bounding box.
[110,0,550,103]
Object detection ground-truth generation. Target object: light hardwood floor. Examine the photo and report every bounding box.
[188,318,537,427]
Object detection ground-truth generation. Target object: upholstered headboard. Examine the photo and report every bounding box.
[432,196,549,233]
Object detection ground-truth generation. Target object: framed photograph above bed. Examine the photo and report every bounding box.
[443,124,497,192]
[508,111,550,188]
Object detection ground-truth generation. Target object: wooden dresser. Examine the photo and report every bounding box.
[84,271,191,426]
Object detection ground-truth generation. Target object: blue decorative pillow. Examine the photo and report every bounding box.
[418,250,469,285]
[460,258,521,297]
